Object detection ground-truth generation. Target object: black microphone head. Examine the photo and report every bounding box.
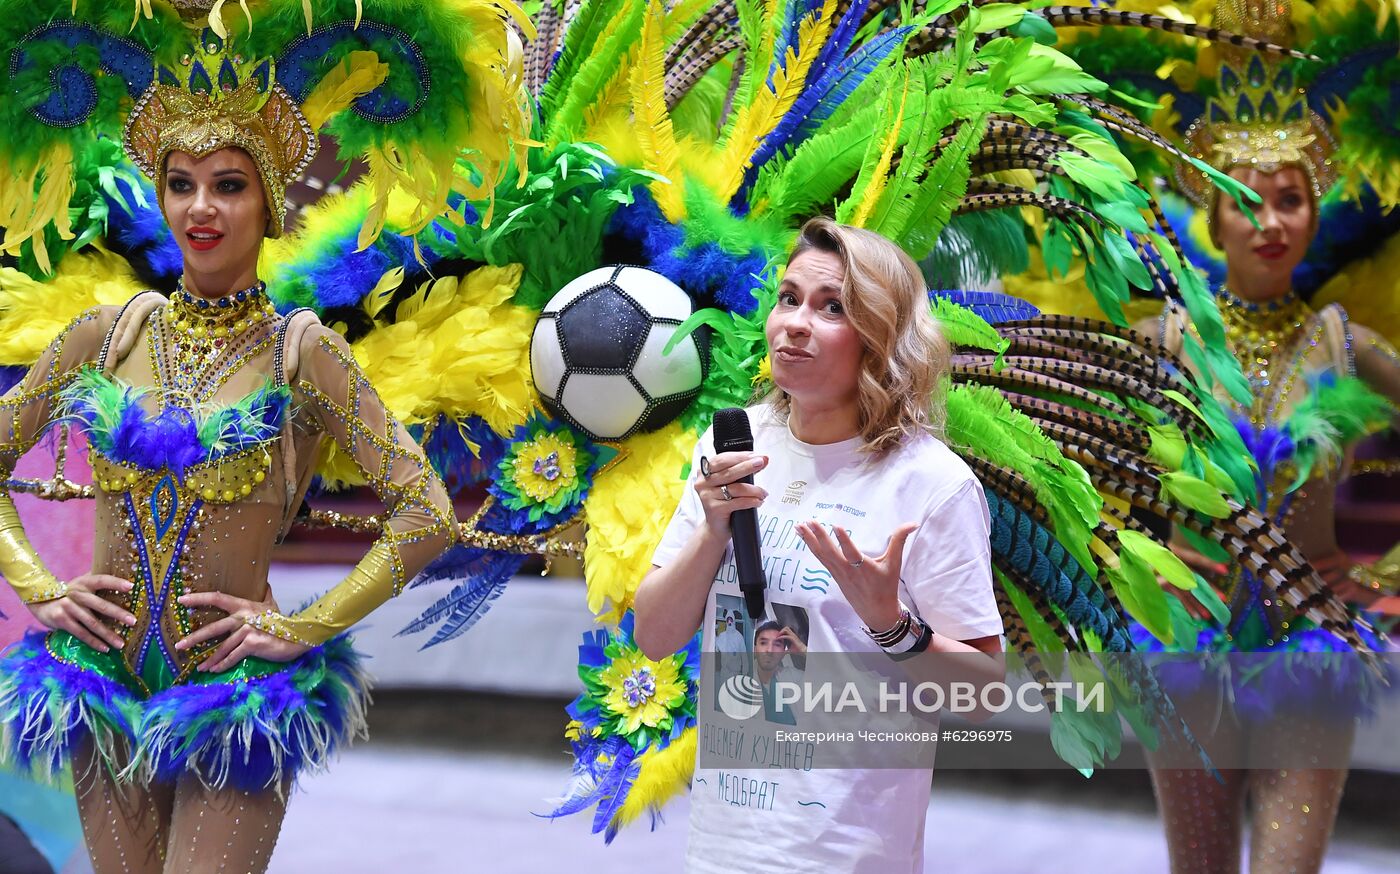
[712,407,753,453]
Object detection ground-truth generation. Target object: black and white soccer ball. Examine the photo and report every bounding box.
[530,266,710,442]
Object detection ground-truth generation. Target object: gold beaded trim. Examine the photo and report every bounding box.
[90,446,272,504]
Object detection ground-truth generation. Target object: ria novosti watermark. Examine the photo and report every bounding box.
[716,673,1105,721]
[697,651,1400,771]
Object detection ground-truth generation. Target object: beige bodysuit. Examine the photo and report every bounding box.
[0,288,457,694]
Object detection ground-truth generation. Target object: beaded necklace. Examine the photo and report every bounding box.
[1218,288,1317,427]
[154,280,278,401]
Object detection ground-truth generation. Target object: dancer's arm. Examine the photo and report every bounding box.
[0,309,117,604]
[243,326,458,647]
[1351,325,1400,413]
[0,308,140,651]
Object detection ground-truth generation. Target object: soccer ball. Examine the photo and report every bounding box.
[530,266,710,442]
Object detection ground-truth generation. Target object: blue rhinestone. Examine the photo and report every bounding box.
[197,299,210,309]
[217,298,231,308]
[235,290,247,301]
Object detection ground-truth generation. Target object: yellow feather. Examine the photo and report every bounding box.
[588,115,649,168]
[612,728,698,832]
[301,51,390,131]
[583,424,696,622]
[348,265,535,436]
[1313,229,1400,350]
[1,143,76,276]
[0,246,143,366]
[848,74,911,229]
[583,58,637,135]
[712,0,838,202]
[631,0,688,221]
[546,0,640,148]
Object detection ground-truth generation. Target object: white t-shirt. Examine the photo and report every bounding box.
[652,405,1003,874]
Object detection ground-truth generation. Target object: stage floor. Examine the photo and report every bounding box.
[51,740,1396,873]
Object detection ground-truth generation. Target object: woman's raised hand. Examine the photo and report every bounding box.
[28,574,136,653]
[175,589,308,672]
[695,452,768,540]
[797,521,917,632]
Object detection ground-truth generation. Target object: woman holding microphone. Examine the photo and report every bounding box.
[635,218,1005,873]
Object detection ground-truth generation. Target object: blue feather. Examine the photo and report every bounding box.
[1232,415,1294,502]
[412,417,487,497]
[61,375,289,476]
[736,21,909,206]
[608,193,769,315]
[985,491,1129,651]
[0,366,25,396]
[103,175,182,282]
[929,289,1040,324]
[592,743,641,843]
[796,26,909,140]
[274,227,429,312]
[398,548,524,647]
[539,734,630,820]
[137,634,368,791]
[0,632,138,777]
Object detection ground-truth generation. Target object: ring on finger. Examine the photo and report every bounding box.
[720,484,732,502]
[849,559,864,568]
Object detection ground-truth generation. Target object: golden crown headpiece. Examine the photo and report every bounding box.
[1175,0,1337,209]
[122,29,317,238]
[2,0,531,271]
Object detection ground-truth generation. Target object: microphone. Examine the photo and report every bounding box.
[713,407,766,620]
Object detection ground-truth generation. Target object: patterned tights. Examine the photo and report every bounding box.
[1149,698,1354,874]
[72,740,288,874]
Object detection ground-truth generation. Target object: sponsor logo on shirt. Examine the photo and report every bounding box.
[782,479,807,505]
[812,501,867,518]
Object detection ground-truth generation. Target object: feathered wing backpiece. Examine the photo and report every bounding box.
[1023,0,1400,347]
[1,0,1376,838]
[0,0,531,276]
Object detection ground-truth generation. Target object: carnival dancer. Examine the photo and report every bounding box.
[1113,3,1400,870]
[0,1,530,870]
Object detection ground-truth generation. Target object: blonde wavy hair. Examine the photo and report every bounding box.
[764,217,950,455]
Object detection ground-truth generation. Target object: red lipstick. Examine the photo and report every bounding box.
[187,226,224,252]
[1254,242,1288,261]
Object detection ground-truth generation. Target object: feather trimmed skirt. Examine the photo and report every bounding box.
[0,630,369,791]
[1131,610,1395,722]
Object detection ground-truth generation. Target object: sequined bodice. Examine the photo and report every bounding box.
[0,292,456,695]
[79,295,298,692]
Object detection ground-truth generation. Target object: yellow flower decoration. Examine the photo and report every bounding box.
[512,433,579,503]
[753,354,772,385]
[599,650,688,739]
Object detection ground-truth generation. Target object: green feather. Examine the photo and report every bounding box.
[539,0,619,120]
[881,115,987,260]
[923,209,1030,289]
[1286,374,1395,489]
[946,384,1102,572]
[930,297,1008,357]
[545,0,645,145]
[1157,471,1231,519]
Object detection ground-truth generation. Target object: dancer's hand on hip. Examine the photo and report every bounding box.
[175,590,309,671]
[28,574,136,653]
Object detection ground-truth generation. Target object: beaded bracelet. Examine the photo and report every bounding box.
[865,606,913,647]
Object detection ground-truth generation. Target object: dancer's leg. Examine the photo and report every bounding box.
[71,740,174,874]
[161,776,288,874]
[1148,687,1250,874]
[1245,716,1354,874]
[1150,766,1249,874]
